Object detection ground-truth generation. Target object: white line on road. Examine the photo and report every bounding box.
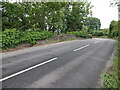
[94,41,100,43]
[0,57,58,82]
[74,44,90,52]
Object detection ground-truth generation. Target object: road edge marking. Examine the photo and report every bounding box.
[0,57,58,82]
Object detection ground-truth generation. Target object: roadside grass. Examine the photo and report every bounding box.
[101,45,120,88]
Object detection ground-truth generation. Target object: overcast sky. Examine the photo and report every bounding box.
[89,0,118,29]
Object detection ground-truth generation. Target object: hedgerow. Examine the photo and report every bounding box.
[75,31,88,38]
[1,29,53,49]
[67,31,88,38]
[89,30,104,36]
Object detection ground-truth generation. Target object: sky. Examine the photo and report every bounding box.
[89,0,118,29]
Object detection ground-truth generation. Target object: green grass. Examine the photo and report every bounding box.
[101,45,120,88]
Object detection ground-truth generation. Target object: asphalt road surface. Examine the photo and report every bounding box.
[1,38,116,88]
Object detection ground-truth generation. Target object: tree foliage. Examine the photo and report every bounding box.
[109,20,118,37]
[2,1,101,49]
[1,28,53,49]
[2,1,93,33]
[84,17,101,31]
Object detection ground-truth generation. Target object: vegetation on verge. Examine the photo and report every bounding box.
[101,46,120,88]
[1,29,53,49]
[0,1,120,88]
[101,20,120,88]
[1,1,103,50]
[1,2,119,51]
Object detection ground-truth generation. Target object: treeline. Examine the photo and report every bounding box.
[2,1,101,32]
[1,1,102,49]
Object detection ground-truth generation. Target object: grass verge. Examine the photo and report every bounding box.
[101,45,120,88]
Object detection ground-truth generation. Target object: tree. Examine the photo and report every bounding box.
[109,20,118,37]
[2,1,93,33]
[84,17,101,31]
[43,2,66,33]
[65,1,93,32]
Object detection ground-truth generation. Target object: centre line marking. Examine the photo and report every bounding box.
[94,41,100,43]
[0,57,58,82]
[74,44,90,52]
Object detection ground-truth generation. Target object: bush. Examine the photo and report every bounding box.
[87,34,92,38]
[90,30,104,36]
[67,31,88,38]
[1,29,53,49]
[75,31,88,38]
[1,29,22,49]
[96,31,104,36]
[21,30,53,43]
[101,44,120,88]
[29,41,37,45]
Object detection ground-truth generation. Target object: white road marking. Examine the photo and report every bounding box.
[0,57,58,82]
[94,41,100,43]
[74,44,90,52]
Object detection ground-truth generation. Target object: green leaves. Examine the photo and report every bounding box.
[2,1,93,33]
[1,29,21,49]
[89,30,104,36]
[84,17,101,31]
[1,29,53,49]
[75,31,88,38]
[67,31,88,38]
[1,1,94,49]
[109,20,119,37]
[101,67,120,88]
[101,49,120,88]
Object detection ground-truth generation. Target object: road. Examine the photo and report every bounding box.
[1,38,116,88]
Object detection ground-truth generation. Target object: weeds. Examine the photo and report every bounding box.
[101,46,120,88]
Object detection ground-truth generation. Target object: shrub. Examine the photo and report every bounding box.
[75,31,88,38]
[96,31,104,36]
[101,44,120,88]
[1,29,53,49]
[1,29,22,49]
[87,34,92,38]
[67,31,88,38]
[29,41,37,45]
[21,30,53,43]
[90,30,104,36]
